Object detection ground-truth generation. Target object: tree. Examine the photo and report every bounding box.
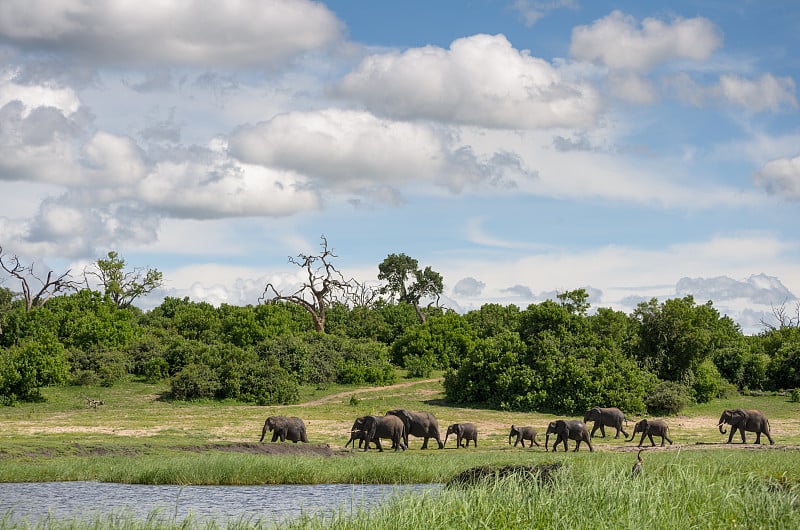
[0,246,78,311]
[260,236,354,333]
[377,253,444,323]
[86,251,163,309]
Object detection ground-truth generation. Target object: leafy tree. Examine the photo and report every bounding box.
[556,288,591,316]
[0,286,13,336]
[631,296,741,382]
[464,303,521,339]
[391,311,477,370]
[378,253,443,323]
[86,251,163,309]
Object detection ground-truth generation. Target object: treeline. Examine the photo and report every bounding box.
[1,285,799,415]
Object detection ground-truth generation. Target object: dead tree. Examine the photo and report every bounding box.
[0,246,79,312]
[259,236,355,333]
[760,299,800,331]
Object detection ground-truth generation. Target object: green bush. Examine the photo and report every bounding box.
[142,357,169,383]
[170,363,219,400]
[67,347,131,387]
[790,388,800,403]
[403,354,435,378]
[0,335,69,404]
[645,381,694,415]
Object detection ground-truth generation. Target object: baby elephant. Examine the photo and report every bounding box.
[627,418,673,447]
[445,423,478,448]
[508,425,540,448]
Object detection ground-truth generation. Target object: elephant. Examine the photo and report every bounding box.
[345,416,369,449]
[361,415,407,452]
[626,419,673,447]
[445,423,478,448]
[718,408,774,445]
[508,425,540,448]
[386,409,444,449]
[260,416,308,443]
[545,419,593,452]
[583,407,628,439]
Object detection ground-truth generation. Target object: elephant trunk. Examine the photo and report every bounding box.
[718,423,727,434]
[545,433,550,450]
[508,432,513,445]
[625,432,635,442]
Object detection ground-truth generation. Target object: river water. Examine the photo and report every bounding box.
[0,481,440,527]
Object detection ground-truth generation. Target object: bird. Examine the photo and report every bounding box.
[631,449,643,478]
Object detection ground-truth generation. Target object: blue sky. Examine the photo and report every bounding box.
[0,0,798,333]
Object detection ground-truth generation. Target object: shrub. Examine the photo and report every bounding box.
[67,347,131,387]
[790,388,800,403]
[0,335,69,404]
[170,363,219,400]
[645,381,693,415]
[402,354,435,378]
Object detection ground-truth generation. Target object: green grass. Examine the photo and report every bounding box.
[1,377,800,487]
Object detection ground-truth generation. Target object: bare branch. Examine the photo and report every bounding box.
[0,246,79,311]
[259,235,355,332]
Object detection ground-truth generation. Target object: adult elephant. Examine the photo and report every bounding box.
[260,416,308,443]
[362,415,407,452]
[583,407,628,439]
[508,425,540,448]
[445,423,478,448]
[545,420,593,452]
[627,419,673,447]
[718,408,774,445]
[386,409,444,449]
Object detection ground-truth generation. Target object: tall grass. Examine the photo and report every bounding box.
[291,451,800,529]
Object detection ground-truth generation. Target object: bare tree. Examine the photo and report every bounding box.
[0,246,79,311]
[259,236,356,333]
[761,299,800,331]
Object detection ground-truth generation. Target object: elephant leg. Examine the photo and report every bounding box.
[648,433,656,447]
[573,440,581,452]
[271,432,279,443]
[738,427,747,444]
[665,434,673,445]
[421,437,429,450]
[755,432,762,444]
[590,424,599,438]
[765,431,775,445]
[599,424,607,438]
[638,432,645,447]
[726,427,735,444]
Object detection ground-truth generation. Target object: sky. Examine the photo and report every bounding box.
[0,0,798,334]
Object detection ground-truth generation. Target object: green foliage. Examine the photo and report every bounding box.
[632,296,741,382]
[378,253,444,322]
[169,363,220,400]
[391,312,477,370]
[690,358,729,403]
[91,250,163,308]
[645,381,694,415]
[464,303,521,339]
[0,334,69,404]
[763,326,800,389]
[403,354,435,378]
[790,388,800,403]
[67,347,131,387]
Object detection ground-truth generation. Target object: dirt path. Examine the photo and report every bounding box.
[297,378,442,407]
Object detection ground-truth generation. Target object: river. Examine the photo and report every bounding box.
[0,481,440,527]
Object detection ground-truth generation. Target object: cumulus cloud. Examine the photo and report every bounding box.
[676,274,796,305]
[502,284,535,299]
[665,72,797,112]
[453,277,486,297]
[0,69,81,116]
[571,11,721,71]
[335,34,600,129]
[755,155,800,199]
[607,72,658,104]
[229,109,532,194]
[0,0,344,68]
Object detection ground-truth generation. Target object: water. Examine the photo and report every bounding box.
[0,481,439,527]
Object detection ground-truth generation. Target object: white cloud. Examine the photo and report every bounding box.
[0,69,81,115]
[608,72,658,104]
[335,34,600,129]
[676,274,796,305]
[453,277,486,297]
[0,0,343,68]
[755,155,800,199]
[510,0,577,27]
[571,11,721,71]
[229,109,532,194]
[717,74,797,112]
[666,72,798,112]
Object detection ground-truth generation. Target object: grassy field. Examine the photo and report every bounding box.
[1,376,800,528]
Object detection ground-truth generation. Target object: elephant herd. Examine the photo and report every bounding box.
[259,406,775,452]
